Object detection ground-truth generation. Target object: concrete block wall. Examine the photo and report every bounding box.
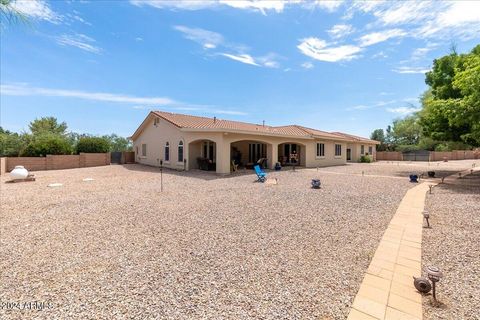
[3,153,111,172]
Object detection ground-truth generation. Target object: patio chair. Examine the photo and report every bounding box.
[254,164,267,182]
[231,160,239,172]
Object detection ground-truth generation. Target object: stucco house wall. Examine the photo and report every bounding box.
[131,112,378,174]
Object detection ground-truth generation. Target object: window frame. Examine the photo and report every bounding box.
[177,141,184,163]
[164,142,170,162]
[316,142,325,158]
[141,143,147,157]
[334,144,342,157]
[361,145,365,155]
[368,146,373,155]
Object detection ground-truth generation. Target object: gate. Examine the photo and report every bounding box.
[111,152,122,164]
[402,150,430,161]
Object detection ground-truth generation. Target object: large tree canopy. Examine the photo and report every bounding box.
[420,45,480,146]
[29,117,68,136]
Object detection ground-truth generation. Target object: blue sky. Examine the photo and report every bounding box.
[1,0,479,138]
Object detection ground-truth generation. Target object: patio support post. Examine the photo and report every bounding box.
[268,143,278,170]
[216,138,231,175]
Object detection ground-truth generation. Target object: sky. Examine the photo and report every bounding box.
[1,0,479,138]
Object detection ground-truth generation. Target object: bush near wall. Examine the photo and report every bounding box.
[21,134,73,157]
[76,137,110,153]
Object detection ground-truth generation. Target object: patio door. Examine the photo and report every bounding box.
[248,143,266,163]
[284,143,299,164]
[347,148,351,161]
[202,141,215,162]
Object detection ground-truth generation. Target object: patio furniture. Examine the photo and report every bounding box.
[409,174,419,183]
[257,158,268,169]
[231,160,239,172]
[254,165,267,182]
[197,157,216,171]
[274,162,282,171]
[427,171,435,178]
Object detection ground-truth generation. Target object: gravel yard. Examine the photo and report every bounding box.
[422,170,480,320]
[0,162,473,319]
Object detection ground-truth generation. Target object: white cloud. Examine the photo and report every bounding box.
[55,34,102,54]
[372,51,388,59]
[10,0,61,23]
[219,0,285,14]
[1,83,174,105]
[301,61,314,69]
[392,66,430,74]
[131,0,286,14]
[311,0,344,12]
[358,28,407,47]
[386,106,421,115]
[135,37,143,41]
[347,100,398,111]
[130,0,215,10]
[220,53,259,66]
[173,25,224,49]
[327,24,354,39]
[297,37,362,62]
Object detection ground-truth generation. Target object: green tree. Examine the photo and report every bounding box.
[0,0,28,29]
[21,134,73,156]
[29,117,68,136]
[0,127,29,156]
[102,134,132,152]
[390,114,422,146]
[75,137,110,153]
[420,44,480,146]
[370,129,387,151]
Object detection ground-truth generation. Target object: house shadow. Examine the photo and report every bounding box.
[120,163,259,181]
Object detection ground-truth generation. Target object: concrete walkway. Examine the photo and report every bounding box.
[347,167,478,320]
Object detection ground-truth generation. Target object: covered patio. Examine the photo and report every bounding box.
[188,139,217,171]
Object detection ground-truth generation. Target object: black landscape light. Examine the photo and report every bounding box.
[426,266,443,302]
[311,179,321,189]
[428,185,434,194]
[422,210,430,228]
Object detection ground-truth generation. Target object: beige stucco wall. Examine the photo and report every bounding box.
[132,117,354,174]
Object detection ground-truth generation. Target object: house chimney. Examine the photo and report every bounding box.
[214,116,217,123]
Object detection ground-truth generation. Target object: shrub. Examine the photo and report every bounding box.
[360,155,371,163]
[21,134,73,156]
[76,137,110,153]
[434,141,473,151]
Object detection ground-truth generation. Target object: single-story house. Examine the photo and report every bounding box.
[130,111,380,174]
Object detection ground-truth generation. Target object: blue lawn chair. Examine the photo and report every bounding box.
[254,164,267,182]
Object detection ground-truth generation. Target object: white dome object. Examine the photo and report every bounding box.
[10,166,29,180]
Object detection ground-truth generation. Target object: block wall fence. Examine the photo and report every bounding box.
[0,153,110,175]
[376,150,480,161]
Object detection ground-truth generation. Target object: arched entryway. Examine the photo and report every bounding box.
[188,139,217,171]
[230,139,273,172]
[278,142,306,166]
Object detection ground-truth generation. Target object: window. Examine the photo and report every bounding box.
[164,142,170,162]
[361,145,365,155]
[335,144,342,157]
[316,143,325,157]
[369,146,373,155]
[141,144,147,157]
[178,141,184,162]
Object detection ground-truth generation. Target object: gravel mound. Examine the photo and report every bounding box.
[1,164,415,319]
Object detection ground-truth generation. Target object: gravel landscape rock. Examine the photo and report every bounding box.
[422,170,480,320]
[0,161,476,319]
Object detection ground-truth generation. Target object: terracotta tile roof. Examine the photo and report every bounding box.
[330,132,380,144]
[131,110,373,142]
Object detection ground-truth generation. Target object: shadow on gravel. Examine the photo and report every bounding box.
[433,171,480,195]
[120,163,261,181]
